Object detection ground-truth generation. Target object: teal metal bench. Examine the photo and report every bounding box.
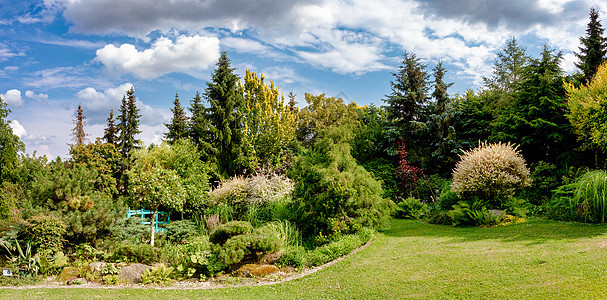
[126,207,171,233]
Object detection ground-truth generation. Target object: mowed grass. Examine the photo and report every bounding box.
[4,219,607,299]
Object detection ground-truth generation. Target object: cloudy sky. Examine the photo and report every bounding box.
[0,0,605,158]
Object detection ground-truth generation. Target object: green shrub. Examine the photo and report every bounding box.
[451,142,531,206]
[214,236,247,267]
[102,274,122,285]
[548,170,607,223]
[438,184,460,211]
[24,214,66,255]
[110,242,161,264]
[277,246,305,268]
[424,203,451,225]
[165,219,199,244]
[394,197,427,219]
[290,126,392,238]
[304,229,372,267]
[360,157,399,200]
[109,217,150,244]
[413,175,449,203]
[209,221,253,245]
[99,263,120,276]
[141,264,173,285]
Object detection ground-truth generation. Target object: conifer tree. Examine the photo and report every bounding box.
[205,52,246,177]
[164,93,189,144]
[103,108,118,144]
[432,61,453,115]
[117,87,142,159]
[288,90,298,112]
[384,52,430,130]
[576,7,607,83]
[71,104,89,146]
[189,91,215,162]
[483,37,529,98]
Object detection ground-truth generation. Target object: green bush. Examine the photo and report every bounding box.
[165,219,199,244]
[277,246,305,268]
[24,214,66,255]
[548,170,607,223]
[209,221,253,245]
[109,217,150,244]
[257,220,302,249]
[304,229,373,267]
[290,126,392,238]
[438,184,460,211]
[413,175,449,203]
[394,197,428,219]
[110,242,161,264]
[141,264,173,285]
[451,142,531,206]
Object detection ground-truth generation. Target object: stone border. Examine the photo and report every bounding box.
[0,239,373,290]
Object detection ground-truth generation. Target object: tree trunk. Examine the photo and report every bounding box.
[150,210,157,246]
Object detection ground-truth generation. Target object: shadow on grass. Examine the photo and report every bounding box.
[379,218,607,243]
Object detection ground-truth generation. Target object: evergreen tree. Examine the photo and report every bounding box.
[103,108,118,144]
[189,91,216,163]
[205,52,246,177]
[432,61,453,115]
[288,90,298,112]
[483,37,529,102]
[164,93,189,144]
[71,104,89,146]
[117,87,142,159]
[576,7,607,83]
[384,52,430,130]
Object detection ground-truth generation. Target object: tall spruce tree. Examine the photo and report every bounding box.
[117,87,142,159]
[164,93,189,144]
[189,91,215,161]
[432,61,453,115]
[204,52,247,177]
[384,52,430,130]
[103,108,118,144]
[576,7,607,83]
[71,104,89,146]
[483,37,529,98]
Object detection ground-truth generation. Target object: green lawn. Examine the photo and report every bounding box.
[3,219,607,299]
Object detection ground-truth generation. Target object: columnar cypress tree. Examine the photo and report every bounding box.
[576,7,607,83]
[205,52,246,177]
[384,52,430,130]
[164,93,189,144]
[71,104,89,146]
[103,108,118,144]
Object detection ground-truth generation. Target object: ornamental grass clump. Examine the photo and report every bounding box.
[451,142,531,205]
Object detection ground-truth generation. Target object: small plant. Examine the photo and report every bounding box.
[24,214,67,256]
[3,240,39,277]
[394,197,428,219]
[549,170,607,223]
[209,221,253,245]
[165,219,199,244]
[451,142,531,206]
[277,246,305,268]
[99,263,120,276]
[141,264,174,285]
[102,274,122,285]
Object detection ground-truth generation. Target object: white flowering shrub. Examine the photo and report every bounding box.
[451,142,531,204]
[209,172,294,207]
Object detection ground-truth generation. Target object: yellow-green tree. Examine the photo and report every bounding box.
[241,69,297,169]
[566,61,607,165]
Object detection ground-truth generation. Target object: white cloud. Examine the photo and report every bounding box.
[9,120,27,138]
[561,52,578,74]
[26,66,110,89]
[95,35,220,79]
[25,90,49,101]
[222,37,269,53]
[1,89,24,107]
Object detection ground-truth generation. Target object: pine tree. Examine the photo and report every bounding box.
[205,52,246,177]
[483,37,529,97]
[432,61,453,115]
[384,52,430,129]
[71,104,89,146]
[103,108,118,144]
[164,93,189,144]
[576,7,607,83]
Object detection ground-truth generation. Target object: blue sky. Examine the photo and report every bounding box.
[0,0,605,158]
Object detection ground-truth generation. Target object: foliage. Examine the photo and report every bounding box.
[296,93,359,147]
[566,61,607,157]
[304,228,373,267]
[451,142,531,205]
[103,108,118,144]
[38,251,68,275]
[117,87,142,161]
[277,246,305,268]
[102,274,122,285]
[437,184,460,211]
[0,96,24,184]
[209,221,253,245]
[109,216,150,244]
[575,7,607,83]
[413,175,449,203]
[395,139,424,198]
[164,93,189,144]
[384,51,430,129]
[204,52,248,177]
[69,139,120,196]
[141,264,174,285]
[483,37,530,100]
[110,242,161,264]
[241,69,297,168]
[549,170,607,223]
[290,126,392,238]
[394,197,427,220]
[359,157,398,200]
[164,219,199,244]
[3,240,39,276]
[257,220,302,249]
[491,46,574,165]
[24,214,66,255]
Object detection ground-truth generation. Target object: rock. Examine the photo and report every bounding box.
[59,266,80,282]
[66,277,87,285]
[120,263,152,284]
[89,262,107,273]
[235,264,279,277]
[260,251,282,264]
